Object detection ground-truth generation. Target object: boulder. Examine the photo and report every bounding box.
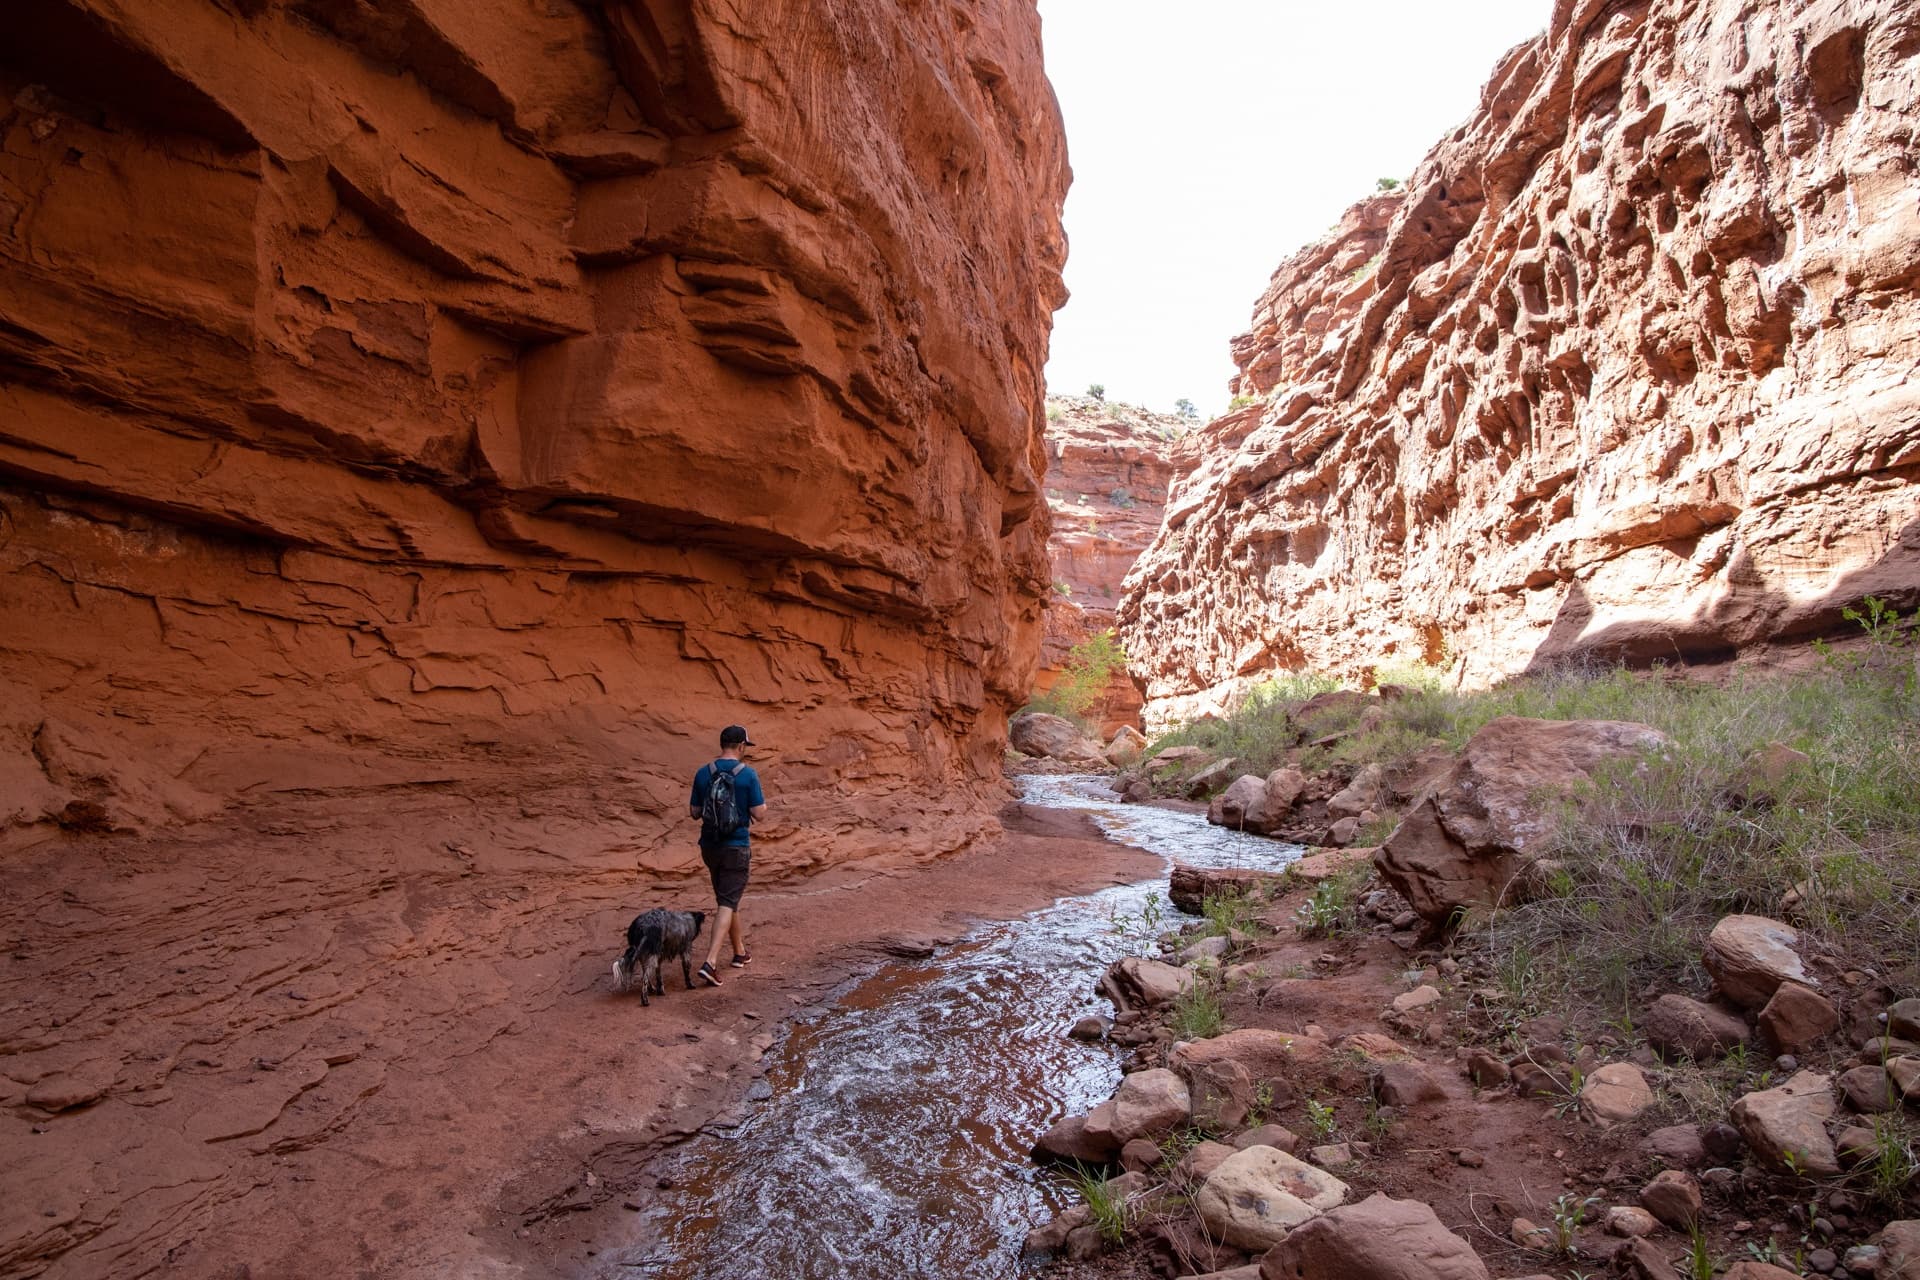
[1024,1203,1091,1254]
[1263,767,1309,822]
[1643,993,1749,1062]
[1195,1145,1348,1251]
[1106,725,1150,765]
[1703,915,1814,1009]
[1375,717,1670,925]
[1326,764,1388,821]
[1729,1070,1840,1174]
[1119,1137,1163,1173]
[1581,1062,1655,1126]
[1168,865,1288,914]
[1034,1107,1121,1163]
[1639,1169,1702,1230]
[1890,999,1920,1042]
[1180,1139,1240,1184]
[1641,1124,1706,1169]
[1105,956,1196,1008]
[1757,981,1838,1053]
[1260,1192,1491,1280]
[1106,1068,1192,1143]
[1009,712,1106,764]
[1327,817,1363,846]
[1185,757,1241,798]
[1209,774,1271,829]
[1390,985,1441,1014]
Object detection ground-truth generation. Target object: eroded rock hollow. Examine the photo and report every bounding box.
[0,0,1068,870]
[1122,0,1920,723]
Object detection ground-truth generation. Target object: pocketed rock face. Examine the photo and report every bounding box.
[1121,0,1920,717]
[0,0,1068,865]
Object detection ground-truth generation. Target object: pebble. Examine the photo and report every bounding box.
[1807,1247,1837,1273]
[1455,1149,1485,1168]
[1776,1054,1799,1071]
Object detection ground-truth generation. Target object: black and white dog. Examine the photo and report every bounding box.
[612,909,706,1005]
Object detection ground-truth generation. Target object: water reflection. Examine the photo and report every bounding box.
[595,775,1302,1280]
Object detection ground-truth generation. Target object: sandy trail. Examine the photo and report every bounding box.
[0,781,1155,1280]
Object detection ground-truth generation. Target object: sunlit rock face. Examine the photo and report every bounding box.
[1034,397,1177,737]
[0,0,1068,869]
[1122,0,1920,724]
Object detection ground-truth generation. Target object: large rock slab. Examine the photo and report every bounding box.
[1704,916,1815,1010]
[1260,1192,1492,1280]
[1009,712,1107,765]
[1373,717,1669,924]
[1169,865,1289,914]
[1194,1146,1348,1251]
[1730,1071,1840,1175]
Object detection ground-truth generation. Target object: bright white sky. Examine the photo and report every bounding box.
[1037,0,1549,417]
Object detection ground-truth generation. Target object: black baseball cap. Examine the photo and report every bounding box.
[720,725,755,747]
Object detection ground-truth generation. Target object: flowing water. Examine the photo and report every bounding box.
[594,775,1302,1280]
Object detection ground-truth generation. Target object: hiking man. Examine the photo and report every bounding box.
[688,724,766,987]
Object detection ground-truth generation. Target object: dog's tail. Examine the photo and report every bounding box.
[614,923,664,992]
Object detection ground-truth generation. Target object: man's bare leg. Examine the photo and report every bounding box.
[728,909,746,961]
[702,906,735,977]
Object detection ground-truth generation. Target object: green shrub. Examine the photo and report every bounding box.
[1169,977,1227,1040]
[1028,629,1127,720]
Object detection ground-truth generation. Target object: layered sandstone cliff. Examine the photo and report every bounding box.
[1034,396,1176,735]
[1122,0,1920,724]
[0,0,1067,868]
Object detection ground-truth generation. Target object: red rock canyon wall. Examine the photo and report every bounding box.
[0,0,1069,870]
[1122,0,1920,724]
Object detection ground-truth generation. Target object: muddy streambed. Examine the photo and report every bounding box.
[590,776,1303,1280]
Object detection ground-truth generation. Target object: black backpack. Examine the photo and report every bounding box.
[699,760,748,848]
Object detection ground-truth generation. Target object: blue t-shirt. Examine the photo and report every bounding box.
[690,760,764,848]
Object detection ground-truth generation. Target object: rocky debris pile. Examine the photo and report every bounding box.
[1024,828,1919,1279]
[1120,0,1920,719]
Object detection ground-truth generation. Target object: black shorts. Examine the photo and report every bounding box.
[700,844,751,909]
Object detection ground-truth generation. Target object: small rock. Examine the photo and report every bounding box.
[1643,992,1750,1061]
[1068,1015,1109,1042]
[1391,984,1441,1013]
[1889,998,1920,1042]
[1608,1205,1658,1237]
[1233,1123,1300,1154]
[1372,1061,1444,1107]
[1512,1216,1554,1251]
[1464,1050,1510,1088]
[1310,1142,1353,1166]
[1838,1064,1899,1115]
[1456,1149,1485,1168]
[1703,1123,1744,1163]
[1703,914,1814,1010]
[1102,1068,1191,1144]
[1619,1236,1686,1280]
[1806,1247,1838,1273]
[1640,1169,1703,1230]
[1642,1123,1706,1169]
[1758,982,1839,1054]
[1890,1056,1920,1100]
[1842,1244,1883,1275]
[1390,910,1418,930]
[1581,1062,1655,1126]
[1179,1139,1238,1183]
[1730,1070,1840,1175]
[1119,1137,1162,1173]
[1837,1125,1880,1166]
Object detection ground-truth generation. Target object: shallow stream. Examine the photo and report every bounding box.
[593,775,1302,1280]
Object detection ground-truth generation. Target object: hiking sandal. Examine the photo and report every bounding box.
[696,962,723,987]
[730,952,752,969]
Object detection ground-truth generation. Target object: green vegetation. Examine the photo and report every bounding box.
[1227,393,1260,411]
[1168,976,1226,1040]
[1304,1097,1338,1142]
[1028,628,1127,721]
[1065,1161,1132,1244]
[1135,598,1920,1025]
[1294,864,1368,939]
[1376,176,1402,191]
[1087,383,1106,401]
[1174,397,1198,420]
[1858,1115,1919,1208]
[1196,885,1265,939]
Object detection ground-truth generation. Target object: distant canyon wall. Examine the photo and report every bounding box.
[0,0,1068,870]
[1122,0,1920,725]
